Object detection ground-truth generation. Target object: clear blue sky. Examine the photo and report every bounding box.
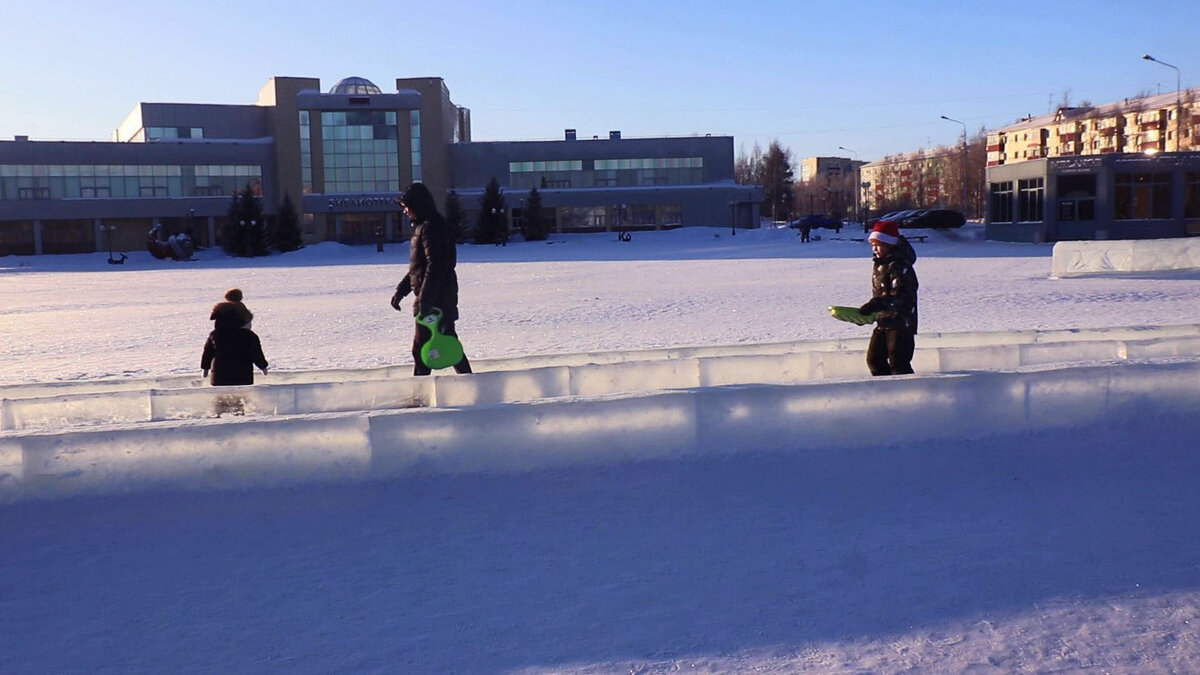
[2,0,1198,163]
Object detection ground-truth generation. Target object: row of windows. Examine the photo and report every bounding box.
[322,139,401,154]
[320,111,398,127]
[508,157,704,173]
[319,153,400,169]
[326,181,397,194]
[0,172,261,200]
[314,124,399,141]
[0,164,259,178]
[323,166,401,182]
[990,172,1200,222]
[146,126,203,140]
[509,167,705,191]
[594,157,703,171]
[558,204,683,230]
[510,160,583,173]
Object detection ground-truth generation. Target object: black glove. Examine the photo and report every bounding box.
[390,288,407,311]
[859,299,882,315]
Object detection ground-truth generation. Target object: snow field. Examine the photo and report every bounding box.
[4,229,1200,672]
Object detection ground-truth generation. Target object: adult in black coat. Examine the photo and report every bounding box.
[859,220,919,376]
[201,302,269,385]
[391,182,472,376]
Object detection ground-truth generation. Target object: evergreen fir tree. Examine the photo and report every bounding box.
[221,184,267,257]
[474,177,507,245]
[444,189,467,243]
[274,192,305,252]
[523,187,548,241]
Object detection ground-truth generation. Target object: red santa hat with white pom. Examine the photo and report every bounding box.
[868,220,900,245]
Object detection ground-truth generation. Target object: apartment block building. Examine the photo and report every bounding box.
[984,88,1200,242]
[859,148,955,216]
[987,88,1199,167]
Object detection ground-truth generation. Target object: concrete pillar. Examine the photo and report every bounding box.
[93,218,104,253]
[32,220,43,255]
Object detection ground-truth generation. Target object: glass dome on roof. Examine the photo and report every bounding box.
[329,77,382,95]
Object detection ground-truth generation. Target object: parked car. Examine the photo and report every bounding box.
[897,209,930,227]
[904,209,966,229]
[867,210,917,227]
[789,213,840,229]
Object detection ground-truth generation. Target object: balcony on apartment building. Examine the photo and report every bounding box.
[1057,141,1083,155]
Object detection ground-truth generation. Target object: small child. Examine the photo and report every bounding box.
[201,302,269,386]
[859,220,919,376]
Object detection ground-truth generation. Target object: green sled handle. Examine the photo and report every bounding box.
[416,307,465,370]
[828,305,878,326]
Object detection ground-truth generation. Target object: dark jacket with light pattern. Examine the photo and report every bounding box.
[861,236,919,332]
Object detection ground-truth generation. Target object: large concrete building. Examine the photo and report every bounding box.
[0,76,759,256]
[984,88,1200,242]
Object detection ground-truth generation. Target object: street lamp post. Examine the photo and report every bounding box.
[941,115,969,216]
[1142,54,1182,151]
[838,146,860,224]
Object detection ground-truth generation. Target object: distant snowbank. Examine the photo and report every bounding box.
[1052,237,1200,277]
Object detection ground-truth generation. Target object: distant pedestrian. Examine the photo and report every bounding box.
[201,302,269,386]
[858,220,919,376]
[375,225,385,253]
[801,223,811,243]
[391,182,473,376]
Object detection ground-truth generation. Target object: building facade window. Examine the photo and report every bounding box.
[1056,174,1096,222]
[1185,172,1200,219]
[989,181,1013,223]
[630,205,656,226]
[145,126,203,140]
[320,110,400,193]
[661,204,683,225]
[1017,178,1044,222]
[507,157,703,190]
[410,110,421,183]
[1114,172,1171,220]
[559,206,607,230]
[0,164,261,200]
[299,111,312,194]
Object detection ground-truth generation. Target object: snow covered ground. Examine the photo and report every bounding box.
[2,225,1199,673]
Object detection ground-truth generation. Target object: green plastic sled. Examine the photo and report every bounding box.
[415,308,465,370]
[828,305,878,326]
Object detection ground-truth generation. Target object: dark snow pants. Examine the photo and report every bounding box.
[867,326,915,376]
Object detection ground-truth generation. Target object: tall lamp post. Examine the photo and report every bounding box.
[838,146,860,224]
[940,115,969,216]
[1142,54,1182,150]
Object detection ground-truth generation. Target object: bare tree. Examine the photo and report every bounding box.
[735,142,764,185]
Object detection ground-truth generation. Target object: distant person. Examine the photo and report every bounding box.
[800,222,811,243]
[858,220,919,376]
[201,302,269,386]
[375,224,385,253]
[390,182,473,376]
